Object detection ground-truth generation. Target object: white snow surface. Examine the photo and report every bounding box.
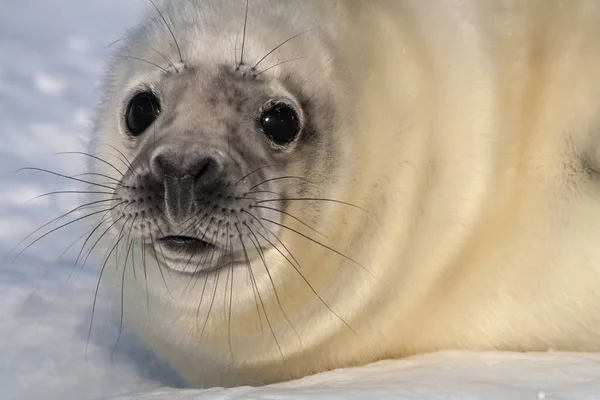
[2,0,600,399]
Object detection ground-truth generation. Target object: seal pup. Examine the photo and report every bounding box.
[87,0,600,388]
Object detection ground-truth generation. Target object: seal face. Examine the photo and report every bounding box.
[111,65,315,275]
[87,0,600,389]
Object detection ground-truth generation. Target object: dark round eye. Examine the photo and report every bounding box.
[126,92,161,136]
[259,103,300,145]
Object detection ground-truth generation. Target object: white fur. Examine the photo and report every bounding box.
[92,0,600,388]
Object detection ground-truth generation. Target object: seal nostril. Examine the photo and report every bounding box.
[194,160,211,181]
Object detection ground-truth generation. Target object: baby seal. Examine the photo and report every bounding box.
[89,0,600,388]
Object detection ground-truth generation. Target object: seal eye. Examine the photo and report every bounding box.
[259,103,300,145]
[126,92,161,136]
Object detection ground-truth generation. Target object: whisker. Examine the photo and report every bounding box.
[151,48,178,72]
[11,203,125,264]
[16,167,117,191]
[64,209,116,286]
[26,191,115,203]
[148,229,177,300]
[29,227,97,306]
[250,29,314,72]
[261,217,374,278]
[100,143,141,177]
[181,218,215,296]
[242,210,356,335]
[227,236,235,360]
[245,224,301,342]
[250,205,327,238]
[112,217,137,360]
[254,57,305,77]
[249,176,310,191]
[235,223,286,364]
[237,0,250,69]
[245,190,282,198]
[78,213,126,277]
[114,54,168,74]
[71,173,122,184]
[54,151,125,177]
[256,198,366,212]
[85,216,126,361]
[141,222,151,322]
[149,0,183,64]
[192,230,220,330]
[199,226,226,337]
[235,164,276,186]
[241,210,302,270]
[4,197,118,262]
[254,227,357,336]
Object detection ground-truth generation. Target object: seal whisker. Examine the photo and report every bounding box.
[141,219,151,322]
[148,0,183,65]
[245,223,302,343]
[151,47,178,71]
[249,29,314,73]
[249,205,327,238]
[237,0,250,69]
[79,214,127,276]
[10,202,125,265]
[148,229,177,300]
[175,210,211,239]
[7,197,118,260]
[244,190,282,198]
[235,223,286,364]
[200,264,222,337]
[26,191,116,203]
[55,151,125,177]
[100,143,142,178]
[235,164,277,186]
[260,217,374,278]
[28,227,98,308]
[71,173,122,183]
[70,208,118,279]
[227,236,235,361]
[16,167,120,191]
[253,228,357,336]
[112,217,137,360]
[131,241,137,280]
[85,216,127,362]
[241,210,302,269]
[254,57,305,77]
[192,241,217,331]
[180,219,216,296]
[248,176,310,191]
[255,198,367,212]
[114,54,169,74]
[241,210,356,334]
[199,227,227,337]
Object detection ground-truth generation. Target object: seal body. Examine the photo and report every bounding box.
[91,0,600,387]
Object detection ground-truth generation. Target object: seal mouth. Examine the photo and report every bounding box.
[158,235,214,254]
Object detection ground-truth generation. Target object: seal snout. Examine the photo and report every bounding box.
[150,145,224,224]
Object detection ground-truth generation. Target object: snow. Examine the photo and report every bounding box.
[111,352,600,400]
[2,0,600,399]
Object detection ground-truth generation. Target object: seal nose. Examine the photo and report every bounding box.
[151,148,222,185]
[150,146,223,223]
